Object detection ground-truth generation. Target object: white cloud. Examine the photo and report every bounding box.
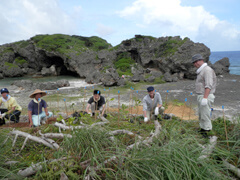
[0,0,80,44]
[95,23,115,37]
[117,0,240,51]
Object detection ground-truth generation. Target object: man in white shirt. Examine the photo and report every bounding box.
[142,86,164,123]
[192,54,217,137]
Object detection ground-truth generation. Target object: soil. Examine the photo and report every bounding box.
[108,104,198,120]
[0,117,57,128]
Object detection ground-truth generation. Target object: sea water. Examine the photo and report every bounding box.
[210,51,240,75]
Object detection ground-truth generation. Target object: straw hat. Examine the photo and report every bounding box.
[29,89,47,98]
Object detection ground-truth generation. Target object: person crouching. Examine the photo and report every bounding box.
[28,89,53,127]
[86,90,106,117]
[0,88,22,125]
[143,86,164,122]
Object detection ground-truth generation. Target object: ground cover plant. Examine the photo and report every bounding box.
[0,82,239,179]
[0,99,239,179]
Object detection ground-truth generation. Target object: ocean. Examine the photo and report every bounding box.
[209,51,240,75]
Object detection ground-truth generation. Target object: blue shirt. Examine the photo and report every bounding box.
[28,99,47,115]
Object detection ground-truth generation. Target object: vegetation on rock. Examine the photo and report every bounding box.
[30,34,112,53]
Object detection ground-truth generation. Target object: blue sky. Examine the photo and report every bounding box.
[0,0,240,51]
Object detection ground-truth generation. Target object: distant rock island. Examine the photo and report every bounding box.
[0,34,230,86]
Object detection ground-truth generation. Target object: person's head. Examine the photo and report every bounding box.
[1,88,9,99]
[29,89,47,100]
[93,90,101,100]
[192,54,205,68]
[147,86,155,97]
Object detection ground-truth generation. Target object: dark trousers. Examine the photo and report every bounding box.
[0,108,21,125]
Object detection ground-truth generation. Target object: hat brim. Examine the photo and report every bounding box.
[29,91,47,98]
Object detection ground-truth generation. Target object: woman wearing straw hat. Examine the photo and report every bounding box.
[28,89,53,127]
[0,88,22,125]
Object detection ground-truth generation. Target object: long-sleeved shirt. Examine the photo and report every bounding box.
[143,92,162,111]
[195,65,217,95]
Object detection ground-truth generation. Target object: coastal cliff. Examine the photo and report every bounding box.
[0,34,229,86]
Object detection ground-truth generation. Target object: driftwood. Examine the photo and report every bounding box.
[127,120,162,150]
[17,156,91,177]
[38,130,72,139]
[223,160,240,178]
[198,136,218,160]
[54,115,110,132]
[9,130,59,150]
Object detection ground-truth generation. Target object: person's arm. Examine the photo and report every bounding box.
[101,104,106,116]
[44,107,49,116]
[142,98,148,118]
[86,104,91,113]
[203,88,211,99]
[157,93,162,108]
[28,111,33,127]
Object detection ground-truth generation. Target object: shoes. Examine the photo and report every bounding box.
[92,113,95,117]
[198,128,210,138]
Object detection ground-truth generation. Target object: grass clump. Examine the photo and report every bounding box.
[4,62,18,69]
[158,37,188,56]
[14,57,27,65]
[30,34,111,53]
[114,52,135,77]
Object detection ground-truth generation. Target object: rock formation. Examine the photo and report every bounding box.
[0,34,230,86]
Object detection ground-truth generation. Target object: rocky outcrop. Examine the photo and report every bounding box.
[0,34,230,87]
[212,57,230,75]
[12,80,70,90]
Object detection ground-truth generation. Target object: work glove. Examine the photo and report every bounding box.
[144,117,148,122]
[154,107,159,115]
[0,113,6,118]
[201,98,208,106]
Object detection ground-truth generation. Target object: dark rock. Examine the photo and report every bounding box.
[212,57,230,75]
[163,72,173,82]
[117,78,126,86]
[131,73,144,82]
[12,79,70,90]
[101,68,120,86]
[145,68,151,73]
[150,71,163,78]
[12,80,33,90]
[145,75,155,82]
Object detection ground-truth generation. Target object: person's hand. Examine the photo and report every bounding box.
[29,123,33,127]
[144,117,148,122]
[201,98,208,106]
[154,107,159,115]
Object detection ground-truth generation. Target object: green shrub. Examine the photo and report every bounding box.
[15,57,27,65]
[4,62,18,69]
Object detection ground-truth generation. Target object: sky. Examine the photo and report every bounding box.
[0,0,240,51]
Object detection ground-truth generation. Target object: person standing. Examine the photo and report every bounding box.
[0,88,22,125]
[28,89,53,127]
[142,86,164,122]
[192,54,217,137]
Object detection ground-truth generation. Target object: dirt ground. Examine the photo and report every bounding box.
[108,104,198,120]
[0,117,57,128]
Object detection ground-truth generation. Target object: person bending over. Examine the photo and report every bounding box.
[142,86,164,123]
[86,90,106,117]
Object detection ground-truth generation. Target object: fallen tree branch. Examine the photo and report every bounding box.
[223,160,240,178]
[10,130,59,150]
[127,120,162,150]
[108,130,142,139]
[198,136,218,160]
[38,130,72,139]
